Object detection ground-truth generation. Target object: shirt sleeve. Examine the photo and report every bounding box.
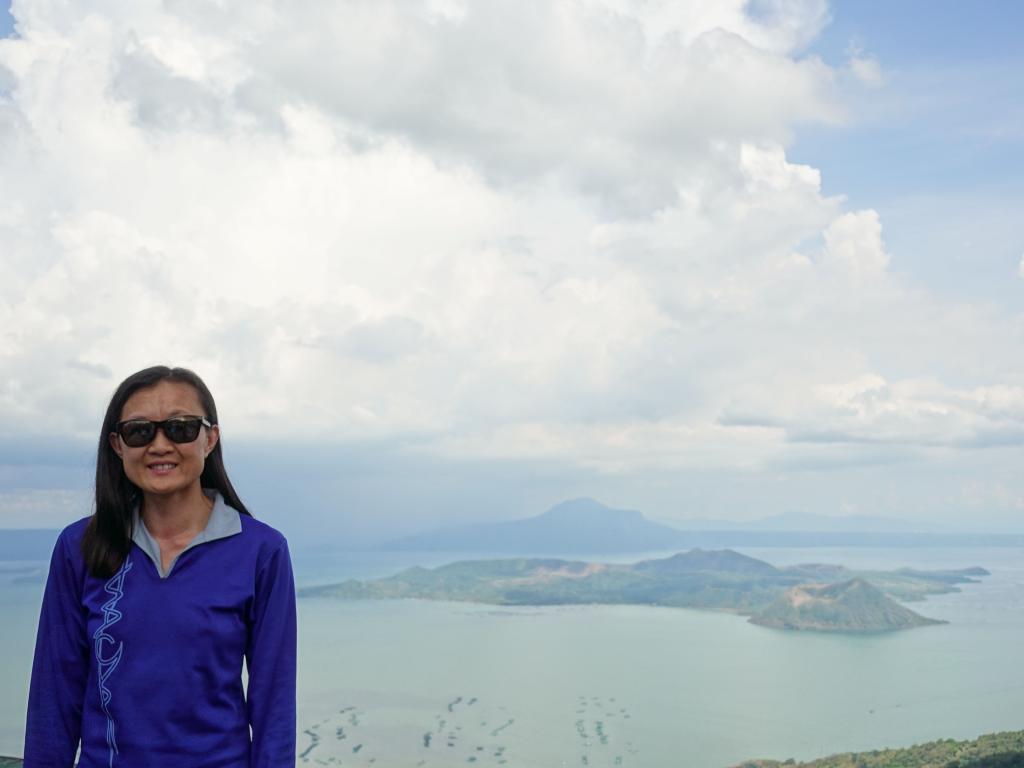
[24,531,88,768]
[245,538,297,768]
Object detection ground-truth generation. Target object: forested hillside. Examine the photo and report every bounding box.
[734,730,1024,768]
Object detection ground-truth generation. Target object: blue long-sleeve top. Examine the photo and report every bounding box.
[24,493,297,768]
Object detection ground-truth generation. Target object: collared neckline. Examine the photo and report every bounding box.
[131,490,242,579]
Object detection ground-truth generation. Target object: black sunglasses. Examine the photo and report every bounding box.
[115,416,213,448]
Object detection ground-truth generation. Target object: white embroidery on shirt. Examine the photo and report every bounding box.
[93,556,133,768]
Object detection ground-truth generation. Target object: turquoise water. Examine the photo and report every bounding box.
[2,547,1022,766]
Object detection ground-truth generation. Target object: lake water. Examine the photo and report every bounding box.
[2,545,1022,767]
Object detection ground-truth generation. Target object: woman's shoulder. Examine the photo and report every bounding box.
[236,515,293,580]
[212,491,286,547]
[41,516,93,573]
[239,512,285,537]
[55,515,94,548]
[238,512,290,552]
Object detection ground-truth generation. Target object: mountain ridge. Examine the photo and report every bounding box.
[382,497,689,553]
[378,498,1024,553]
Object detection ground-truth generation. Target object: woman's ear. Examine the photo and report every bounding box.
[205,424,220,457]
[108,432,123,458]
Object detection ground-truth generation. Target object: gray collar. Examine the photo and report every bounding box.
[131,490,242,579]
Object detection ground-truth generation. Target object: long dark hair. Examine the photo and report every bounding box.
[82,365,251,578]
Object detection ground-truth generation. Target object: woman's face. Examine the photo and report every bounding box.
[109,380,220,502]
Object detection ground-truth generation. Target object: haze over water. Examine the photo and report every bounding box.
[3,545,1021,766]
[292,545,1024,768]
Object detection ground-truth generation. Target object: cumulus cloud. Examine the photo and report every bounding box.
[822,209,889,274]
[0,0,1022,487]
[845,45,884,87]
[724,376,1024,450]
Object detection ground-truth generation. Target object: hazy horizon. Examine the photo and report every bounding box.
[3,433,1023,548]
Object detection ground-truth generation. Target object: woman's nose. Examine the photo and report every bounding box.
[148,428,174,450]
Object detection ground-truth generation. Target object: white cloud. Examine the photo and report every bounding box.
[822,209,890,274]
[0,0,1022,485]
[846,49,884,87]
[848,54,884,86]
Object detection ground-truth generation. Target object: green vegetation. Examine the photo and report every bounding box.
[749,578,945,632]
[300,549,988,632]
[733,729,1024,767]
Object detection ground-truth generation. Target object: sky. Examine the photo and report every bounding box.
[1,1,1023,545]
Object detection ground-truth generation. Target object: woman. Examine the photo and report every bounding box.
[24,366,296,768]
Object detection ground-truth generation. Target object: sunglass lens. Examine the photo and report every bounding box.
[164,418,202,443]
[120,421,156,447]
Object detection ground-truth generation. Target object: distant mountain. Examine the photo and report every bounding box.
[749,578,944,632]
[671,511,944,533]
[302,549,986,632]
[383,498,690,553]
[379,499,1024,554]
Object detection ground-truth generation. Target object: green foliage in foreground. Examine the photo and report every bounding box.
[0,758,21,768]
[733,730,1024,768]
